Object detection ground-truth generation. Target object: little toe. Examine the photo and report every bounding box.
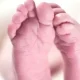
[8,3,29,39]
[8,11,26,39]
[8,23,21,39]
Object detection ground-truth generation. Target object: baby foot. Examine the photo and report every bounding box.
[51,3,80,61]
[50,4,80,80]
[8,0,54,80]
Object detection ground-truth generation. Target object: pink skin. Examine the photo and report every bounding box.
[52,3,80,80]
[8,0,55,80]
[8,0,80,80]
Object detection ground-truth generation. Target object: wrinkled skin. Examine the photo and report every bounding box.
[8,0,55,80]
[52,3,80,80]
[8,0,80,80]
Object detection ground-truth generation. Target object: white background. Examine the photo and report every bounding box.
[0,0,80,80]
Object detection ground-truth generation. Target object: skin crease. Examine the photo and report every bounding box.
[1,0,80,80]
[7,0,80,80]
[52,4,80,80]
[8,1,55,80]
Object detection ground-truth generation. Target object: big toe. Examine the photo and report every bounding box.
[37,2,54,25]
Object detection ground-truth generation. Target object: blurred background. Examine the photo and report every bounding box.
[0,0,80,80]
